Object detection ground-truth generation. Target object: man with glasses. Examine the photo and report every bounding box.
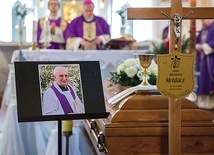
[37,0,69,49]
[42,66,85,115]
[66,0,111,50]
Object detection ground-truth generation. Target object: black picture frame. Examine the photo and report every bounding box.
[14,61,109,122]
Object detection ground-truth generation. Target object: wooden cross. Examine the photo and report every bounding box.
[128,0,214,154]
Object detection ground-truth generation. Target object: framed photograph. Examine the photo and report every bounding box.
[38,64,84,115]
[14,61,109,122]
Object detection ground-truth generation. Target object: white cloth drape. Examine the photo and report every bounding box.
[1,103,55,155]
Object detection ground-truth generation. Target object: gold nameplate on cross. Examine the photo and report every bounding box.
[157,51,195,101]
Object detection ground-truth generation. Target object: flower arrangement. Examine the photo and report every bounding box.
[116,9,126,26]
[110,58,158,87]
[116,7,126,18]
[116,2,131,26]
[15,3,29,19]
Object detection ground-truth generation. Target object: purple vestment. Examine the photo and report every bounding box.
[67,15,110,50]
[196,22,214,95]
[37,17,68,49]
[51,84,76,114]
[162,26,169,40]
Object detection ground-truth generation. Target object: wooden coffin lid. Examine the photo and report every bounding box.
[104,94,214,124]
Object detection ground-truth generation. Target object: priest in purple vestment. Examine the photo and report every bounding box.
[66,0,111,50]
[42,66,85,115]
[37,0,69,49]
[195,19,214,109]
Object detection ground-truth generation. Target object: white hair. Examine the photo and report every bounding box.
[53,66,68,75]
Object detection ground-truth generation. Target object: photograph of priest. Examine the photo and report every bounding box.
[66,0,111,50]
[195,19,214,110]
[37,0,69,49]
[42,66,85,115]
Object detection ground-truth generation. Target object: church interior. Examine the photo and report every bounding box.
[0,0,214,154]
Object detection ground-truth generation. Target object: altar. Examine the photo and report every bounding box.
[0,49,135,155]
[0,42,31,93]
[10,49,135,70]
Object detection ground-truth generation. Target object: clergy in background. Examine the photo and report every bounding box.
[37,0,69,49]
[66,0,111,50]
[195,19,214,110]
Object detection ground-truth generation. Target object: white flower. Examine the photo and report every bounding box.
[147,60,158,76]
[125,66,138,78]
[18,6,25,15]
[137,71,143,80]
[116,57,152,79]
[124,58,141,68]
[117,63,125,74]
[121,58,142,78]
[15,4,28,19]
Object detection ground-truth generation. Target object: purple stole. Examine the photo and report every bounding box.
[51,84,76,114]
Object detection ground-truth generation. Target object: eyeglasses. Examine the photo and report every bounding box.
[58,75,68,78]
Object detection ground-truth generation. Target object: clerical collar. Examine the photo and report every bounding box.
[58,84,69,91]
[82,15,95,23]
[48,15,60,20]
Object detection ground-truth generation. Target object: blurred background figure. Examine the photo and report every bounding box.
[37,0,69,49]
[195,19,214,109]
[161,25,189,53]
[66,0,111,50]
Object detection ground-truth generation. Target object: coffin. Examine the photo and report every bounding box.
[83,82,214,155]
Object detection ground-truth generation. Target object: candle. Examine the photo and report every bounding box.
[62,120,73,132]
[44,17,50,44]
[19,19,23,44]
[32,20,37,43]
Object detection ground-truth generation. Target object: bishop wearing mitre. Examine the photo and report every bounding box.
[66,0,111,50]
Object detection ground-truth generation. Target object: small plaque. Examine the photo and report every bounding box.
[157,51,195,101]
